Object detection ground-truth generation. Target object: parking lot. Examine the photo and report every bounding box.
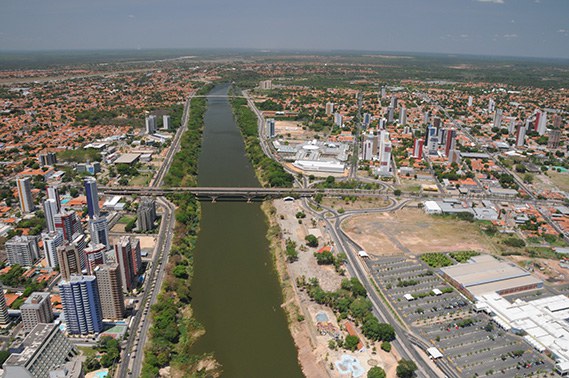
[366,256,556,377]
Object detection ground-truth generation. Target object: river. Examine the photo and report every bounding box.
[189,84,304,378]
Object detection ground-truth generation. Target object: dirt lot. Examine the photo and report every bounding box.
[343,208,493,256]
[320,197,391,211]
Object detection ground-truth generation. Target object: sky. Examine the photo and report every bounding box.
[1,0,568,59]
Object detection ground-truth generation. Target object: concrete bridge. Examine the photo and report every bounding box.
[99,185,565,206]
[100,185,388,202]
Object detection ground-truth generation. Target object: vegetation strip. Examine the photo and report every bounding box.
[229,92,294,188]
[142,83,215,377]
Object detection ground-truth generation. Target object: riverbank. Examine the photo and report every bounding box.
[229,92,293,188]
[142,83,221,378]
[262,201,331,378]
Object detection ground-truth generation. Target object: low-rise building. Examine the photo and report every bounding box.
[2,323,78,378]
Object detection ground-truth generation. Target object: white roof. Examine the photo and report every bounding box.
[477,292,569,365]
[427,347,443,359]
[358,251,369,258]
[404,294,414,301]
[432,288,443,295]
[424,201,441,212]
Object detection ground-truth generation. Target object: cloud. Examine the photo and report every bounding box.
[476,0,505,3]
[128,14,136,19]
[503,33,518,39]
[460,34,469,38]
[558,29,568,33]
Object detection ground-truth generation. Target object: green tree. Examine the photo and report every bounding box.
[368,366,387,378]
[396,359,418,378]
[344,335,360,351]
[349,297,372,320]
[305,234,319,247]
[314,251,334,265]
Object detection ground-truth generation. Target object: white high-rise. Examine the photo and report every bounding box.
[162,115,171,130]
[145,115,157,134]
[43,198,58,233]
[42,231,64,268]
[378,131,392,175]
[17,177,35,213]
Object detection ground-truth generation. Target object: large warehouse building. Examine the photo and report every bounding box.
[440,255,543,299]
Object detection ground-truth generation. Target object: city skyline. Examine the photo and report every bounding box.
[0,0,568,59]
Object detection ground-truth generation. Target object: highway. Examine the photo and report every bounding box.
[116,89,195,377]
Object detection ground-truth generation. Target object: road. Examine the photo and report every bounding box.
[116,89,195,377]
[305,198,457,378]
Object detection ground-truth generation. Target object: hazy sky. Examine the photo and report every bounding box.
[1,0,568,59]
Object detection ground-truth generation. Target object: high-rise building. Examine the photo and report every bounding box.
[380,86,386,98]
[488,98,495,112]
[378,131,392,175]
[387,106,394,123]
[2,323,78,377]
[72,233,87,271]
[114,237,136,292]
[21,292,54,333]
[0,283,9,325]
[17,177,35,213]
[334,113,343,127]
[427,136,439,155]
[89,216,109,249]
[425,124,437,144]
[162,114,171,130]
[399,107,407,125]
[42,231,64,268]
[553,114,563,129]
[363,113,371,126]
[131,238,142,277]
[424,111,430,125]
[547,130,561,149]
[43,198,58,233]
[145,115,156,134]
[448,149,461,164]
[389,96,398,109]
[467,96,473,107]
[516,123,526,147]
[54,210,82,242]
[84,243,106,275]
[508,118,517,134]
[444,129,457,158]
[5,235,40,266]
[266,118,276,138]
[95,264,125,320]
[259,80,272,90]
[494,109,503,129]
[84,178,99,218]
[325,102,334,115]
[362,134,375,161]
[537,111,547,136]
[38,152,57,167]
[57,243,82,281]
[412,139,424,160]
[47,186,61,212]
[136,197,157,232]
[58,275,103,335]
[433,116,442,129]
[378,118,387,130]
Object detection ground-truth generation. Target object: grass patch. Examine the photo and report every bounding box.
[548,171,569,192]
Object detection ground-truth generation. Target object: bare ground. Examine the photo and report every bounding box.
[343,208,493,256]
